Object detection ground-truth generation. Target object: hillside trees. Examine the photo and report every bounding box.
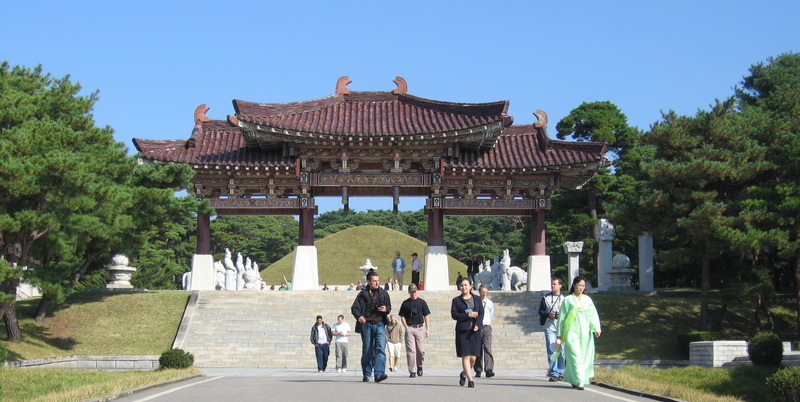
[0,62,201,338]
[210,215,298,266]
[733,53,800,333]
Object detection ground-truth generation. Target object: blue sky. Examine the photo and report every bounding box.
[3,1,799,214]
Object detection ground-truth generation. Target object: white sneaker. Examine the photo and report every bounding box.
[342,369,346,373]
[337,368,342,373]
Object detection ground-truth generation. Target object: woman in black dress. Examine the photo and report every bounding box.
[451,277,484,388]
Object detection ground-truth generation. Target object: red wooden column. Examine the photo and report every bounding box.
[427,207,444,246]
[299,208,315,246]
[196,213,211,255]
[531,210,546,256]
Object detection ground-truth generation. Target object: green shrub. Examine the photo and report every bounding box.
[677,331,721,357]
[748,331,783,367]
[0,343,8,365]
[767,367,800,402]
[158,348,194,369]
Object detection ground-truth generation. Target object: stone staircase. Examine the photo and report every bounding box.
[175,290,550,370]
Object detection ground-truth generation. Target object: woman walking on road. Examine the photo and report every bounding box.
[556,276,601,390]
[451,277,484,388]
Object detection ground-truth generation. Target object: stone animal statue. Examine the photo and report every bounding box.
[499,249,527,291]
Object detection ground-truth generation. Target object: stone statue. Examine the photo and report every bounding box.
[223,248,237,291]
[235,253,246,290]
[214,261,225,290]
[475,259,494,289]
[358,259,378,283]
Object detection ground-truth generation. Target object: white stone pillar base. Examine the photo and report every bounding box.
[291,245,319,290]
[189,254,215,290]
[423,246,450,291]
[526,255,552,292]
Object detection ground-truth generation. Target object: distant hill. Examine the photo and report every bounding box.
[260,225,467,287]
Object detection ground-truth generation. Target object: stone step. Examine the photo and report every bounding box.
[177,290,551,369]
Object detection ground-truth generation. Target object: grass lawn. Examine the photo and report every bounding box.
[1,291,189,361]
[594,365,782,402]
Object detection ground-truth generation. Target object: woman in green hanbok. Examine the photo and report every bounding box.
[556,276,601,390]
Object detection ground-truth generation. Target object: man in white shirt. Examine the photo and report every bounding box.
[331,315,352,373]
[474,285,495,378]
[410,252,423,286]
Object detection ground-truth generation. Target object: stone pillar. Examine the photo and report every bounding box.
[189,214,215,290]
[196,214,211,254]
[596,218,614,290]
[527,210,551,291]
[563,241,584,285]
[293,205,319,290]
[639,232,655,292]
[424,206,449,290]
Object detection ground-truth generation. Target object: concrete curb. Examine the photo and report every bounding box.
[594,382,685,402]
[85,373,205,402]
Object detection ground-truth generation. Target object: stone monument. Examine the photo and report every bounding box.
[596,218,615,289]
[639,232,655,292]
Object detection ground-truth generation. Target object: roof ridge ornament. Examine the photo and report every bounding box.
[392,76,408,94]
[186,104,210,149]
[335,76,352,94]
[533,109,548,128]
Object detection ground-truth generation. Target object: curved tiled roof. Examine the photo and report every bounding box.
[233,91,511,137]
[134,120,292,169]
[447,124,607,170]
[134,122,606,172]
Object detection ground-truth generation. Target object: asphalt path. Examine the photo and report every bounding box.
[109,369,669,402]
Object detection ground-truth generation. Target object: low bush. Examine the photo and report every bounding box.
[158,348,194,369]
[677,331,721,357]
[767,367,800,402]
[749,331,783,367]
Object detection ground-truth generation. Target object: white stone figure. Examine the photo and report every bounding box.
[490,256,503,290]
[223,248,237,291]
[475,260,494,288]
[252,261,264,289]
[214,261,225,290]
[358,259,378,283]
[236,253,246,290]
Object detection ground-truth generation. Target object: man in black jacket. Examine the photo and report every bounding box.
[351,271,392,383]
[310,315,333,373]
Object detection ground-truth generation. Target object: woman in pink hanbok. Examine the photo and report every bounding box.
[556,276,601,390]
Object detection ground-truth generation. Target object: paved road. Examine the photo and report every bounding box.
[111,369,667,402]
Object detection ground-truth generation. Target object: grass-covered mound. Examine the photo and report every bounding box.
[261,225,467,286]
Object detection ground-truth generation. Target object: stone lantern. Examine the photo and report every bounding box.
[105,254,136,289]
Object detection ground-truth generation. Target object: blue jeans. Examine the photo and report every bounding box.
[360,322,387,378]
[545,329,564,377]
[315,343,330,371]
